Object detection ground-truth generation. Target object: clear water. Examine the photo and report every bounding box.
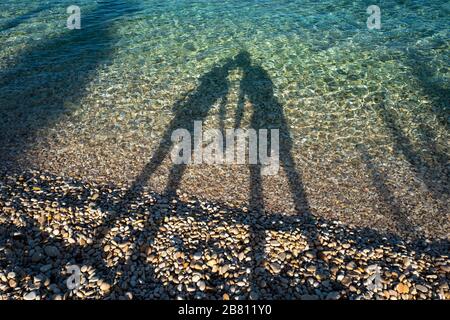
[0,1,448,236]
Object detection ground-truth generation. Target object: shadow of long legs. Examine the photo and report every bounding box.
[100,59,234,221]
[236,51,321,297]
[357,144,417,234]
[96,59,235,286]
[406,48,449,130]
[248,164,265,296]
[377,101,448,197]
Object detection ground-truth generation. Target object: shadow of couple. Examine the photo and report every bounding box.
[97,50,316,297]
[125,51,309,208]
[0,51,339,299]
[0,49,325,300]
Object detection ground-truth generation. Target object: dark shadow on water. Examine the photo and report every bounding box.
[406,48,449,130]
[374,48,449,199]
[375,93,449,199]
[0,5,48,32]
[357,144,417,234]
[0,0,141,171]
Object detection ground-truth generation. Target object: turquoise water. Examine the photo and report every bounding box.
[0,1,448,235]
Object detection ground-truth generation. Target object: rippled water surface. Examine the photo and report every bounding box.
[0,0,448,237]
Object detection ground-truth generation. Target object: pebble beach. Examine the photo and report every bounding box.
[0,0,449,300]
[0,170,448,300]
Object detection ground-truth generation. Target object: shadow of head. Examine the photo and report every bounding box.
[234,51,252,68]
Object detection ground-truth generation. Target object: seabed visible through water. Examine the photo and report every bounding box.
[0,0,448,300]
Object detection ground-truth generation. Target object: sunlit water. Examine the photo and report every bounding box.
[0,0,448,237]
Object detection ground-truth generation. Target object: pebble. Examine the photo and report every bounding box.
[305,251,315,259]
[306,265,317,273]
[193,252,202,260]
[219,265,230,275]
[23,291,37,300]
[440,265,450,273]
[415,285,428,293]
[100,283,111,293]
[238,252,245,261]
[207,260,217,267]
[8,279,17,288]
[44,246,60,258]
[278,252,286,261]
[197,281,206,291]
[40,264,52,273]
[270,262,282,273]
[326,291,341,300]
[31,252,42,262]
[396,283,410,294]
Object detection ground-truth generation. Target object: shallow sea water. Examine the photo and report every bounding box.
[0,0,448,238]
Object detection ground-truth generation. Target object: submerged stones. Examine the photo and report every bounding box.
[183,42,197,52]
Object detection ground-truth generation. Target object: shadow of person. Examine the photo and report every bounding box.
[2,49,449,299]
[357,143,418,235]
[376,95,449,198]
[120,57,235,199]
[0,1,141,172]
[233,51,320,297]
[96,58,236,279]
